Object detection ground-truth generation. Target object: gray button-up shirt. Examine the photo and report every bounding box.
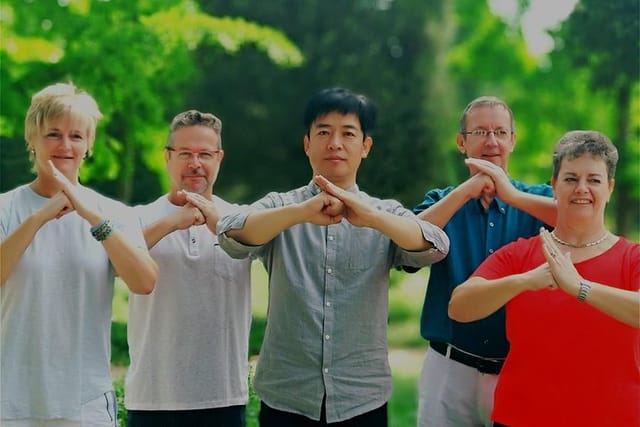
[217,181,449,423]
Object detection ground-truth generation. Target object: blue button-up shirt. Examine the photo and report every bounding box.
[218,181,449,423]
[415,179,552,358]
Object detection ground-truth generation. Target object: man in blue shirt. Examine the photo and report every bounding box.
[413,96,556,427]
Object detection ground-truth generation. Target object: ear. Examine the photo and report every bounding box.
[608,178,615,201]
[507,133,516,153]
[456,133,466,154]
[217,149,225,163]
[303,135,310,156]
[362,136,373,158]
[550,176,557,199]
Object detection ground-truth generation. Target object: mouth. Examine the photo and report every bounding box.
[51,155,75,160]
[571,199,592,205]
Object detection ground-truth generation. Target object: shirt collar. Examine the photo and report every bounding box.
[307,180,360,195]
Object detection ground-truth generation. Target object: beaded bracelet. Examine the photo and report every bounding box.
[90,219,114,242]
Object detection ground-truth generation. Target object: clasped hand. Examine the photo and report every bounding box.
[308,175,375,227]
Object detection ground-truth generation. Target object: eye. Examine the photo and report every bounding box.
[344,131,357,138]
[198,152,214,161]
[564,177,577,182]
[471,129,487,137]
[71,133,85,141]
[46,132,61,140]
[495,129,510,137]
[177,151,192,160]
[588,178,602,184]
[317,130,330,136]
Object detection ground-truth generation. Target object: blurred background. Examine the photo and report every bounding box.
[2,0,638,236]
[1,0,638,425]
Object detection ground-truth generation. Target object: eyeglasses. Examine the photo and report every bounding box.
[462,129,513,140]
[166,147,221,162]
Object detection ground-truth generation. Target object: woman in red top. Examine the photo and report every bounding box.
[448,130,639,427]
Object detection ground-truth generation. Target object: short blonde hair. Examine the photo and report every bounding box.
[25,82,103,158]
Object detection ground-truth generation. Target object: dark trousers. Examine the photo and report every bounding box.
[127,405,246,427]
[493,423,509,427]
[259,401,387,427]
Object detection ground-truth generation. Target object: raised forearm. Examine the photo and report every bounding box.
[578,282,640,328]
[448,275,526,322]
[102,231,158,294]
[418,186,473,228]
[226,204,306,246]
[502,191,556,227]
[369,211,432,251]
[143,217,177,249]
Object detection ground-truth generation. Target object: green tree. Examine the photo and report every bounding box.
[0,0,303,201]
[189,0,454,207]
[551,0,640,236]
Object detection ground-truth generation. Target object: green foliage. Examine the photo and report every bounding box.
[0,0,303,202]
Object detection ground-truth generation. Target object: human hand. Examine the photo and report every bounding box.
[313,175,374,227]
[465,158,515,202]
[169,203,206,231]
[521,261,558,291]
[300,190,345,225]
[48,160,91,219]
[34,191,74,223]
[539,228,581,295]
[182,191,219,232]
[461,170,495,203]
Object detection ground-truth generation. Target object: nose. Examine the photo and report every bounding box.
[59,135,73,147]
[327,134,343,150]
[575,177,589,192]
[186,154,203,167]
[484,132,499,146]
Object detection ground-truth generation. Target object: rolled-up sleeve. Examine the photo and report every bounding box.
[216,206,262,260]
[392,207,449,268]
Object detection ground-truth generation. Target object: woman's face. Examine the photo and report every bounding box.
[31,115,90,183]
[551,154,614,224]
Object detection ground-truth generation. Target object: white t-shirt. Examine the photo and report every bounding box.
[125,195,252,410]
[0,184,144,419]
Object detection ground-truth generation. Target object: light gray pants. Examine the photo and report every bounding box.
[417,347,498,427]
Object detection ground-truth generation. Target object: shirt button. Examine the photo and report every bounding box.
[484,339,489,344]
[328,236,334,241]
[327,268,333,274]
[489,222,494,227]
[326,302,331,307]
[489,249,494,253]
[191,238,196,243]
[325,335,330,340]
[324,368,329,373]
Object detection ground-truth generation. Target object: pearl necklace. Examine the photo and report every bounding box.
[550,231,610,248]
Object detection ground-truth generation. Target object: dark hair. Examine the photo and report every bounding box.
[303,87,377,139]
[459,95,515,133]
[552,130,618,180]
[167,109,222,148]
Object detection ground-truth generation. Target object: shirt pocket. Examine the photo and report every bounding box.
[346,228,387,272]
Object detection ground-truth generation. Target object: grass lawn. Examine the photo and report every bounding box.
[112,262,430,426]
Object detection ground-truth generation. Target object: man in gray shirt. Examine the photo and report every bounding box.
[217,87,449,426]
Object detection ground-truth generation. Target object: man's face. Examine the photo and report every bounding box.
[457,105,515,171]
[165,125,223,197]
[303,112,372,189]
